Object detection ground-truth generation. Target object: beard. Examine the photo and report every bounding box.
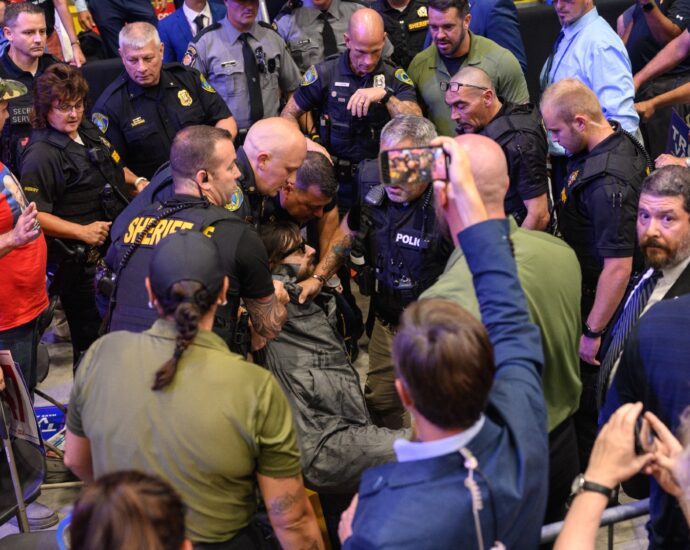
[641,232,690,270]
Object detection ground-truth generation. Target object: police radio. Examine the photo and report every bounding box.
[379,145,449,186]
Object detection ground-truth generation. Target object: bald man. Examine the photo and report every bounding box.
[421,133,583,524]
[282,8,421,211]
[540,78,649,468]
[444,66,549,230]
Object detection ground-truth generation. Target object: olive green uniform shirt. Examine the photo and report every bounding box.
[67,319,301,543]
[407,32,529,136]
[420,218,582,431]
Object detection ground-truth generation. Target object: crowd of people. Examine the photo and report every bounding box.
[1,0,690,547]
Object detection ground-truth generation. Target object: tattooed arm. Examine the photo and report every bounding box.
[244,292,288,340]
[258,473,325,550]
[298,214,356,303]
[386,95,422,117]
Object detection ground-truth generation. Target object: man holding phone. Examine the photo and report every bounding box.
[313,115,453,430]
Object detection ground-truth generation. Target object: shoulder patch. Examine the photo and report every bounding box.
[182,44,197,67]
[225,188,244,212]
[395,68,414,86]
[199,73,216,93]
[91,112,109,133]
[301,65,319,86]
[417,5,427,16]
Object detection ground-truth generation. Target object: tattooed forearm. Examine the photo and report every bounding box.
[244,293,288,339]
[387,97,422,117]
[316,230,354,279]
[280,96,306,123]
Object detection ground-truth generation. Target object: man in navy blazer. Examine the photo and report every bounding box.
[159,0,226,63]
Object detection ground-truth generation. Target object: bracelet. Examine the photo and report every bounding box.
[311,274,327,285]
[583,322,606,338]
[134,176,148,189]
[70,40,80,46]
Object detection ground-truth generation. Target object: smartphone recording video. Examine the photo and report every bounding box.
[379,146,449,186]
[634,414,656,455]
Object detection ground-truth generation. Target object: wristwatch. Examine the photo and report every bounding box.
[570,474,614,499]
[582,321,606,338]
[642,0,655,11]
[381,86,394,105]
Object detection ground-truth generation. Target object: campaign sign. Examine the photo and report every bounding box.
[666,109,690,157]
[34,406,66,442]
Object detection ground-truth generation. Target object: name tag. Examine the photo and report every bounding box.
[334,81,350,87]
[408,20,429,31]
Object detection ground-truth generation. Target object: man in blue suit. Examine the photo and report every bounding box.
[159,0,226,63]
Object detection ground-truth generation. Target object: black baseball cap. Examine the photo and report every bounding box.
[149,231,224,297]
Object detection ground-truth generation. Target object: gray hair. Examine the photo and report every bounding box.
[380,115,438,149]
[641,165,690,215]
[119,22,161,51]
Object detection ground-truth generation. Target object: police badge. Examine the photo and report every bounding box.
[373,74,386,88]
[178,90,193,107]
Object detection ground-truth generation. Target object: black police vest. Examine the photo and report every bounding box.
[559,130,648,289]
[358,162,452,324]
[481,102,545,223]
[109,198,245,340]
[322,55,395,162]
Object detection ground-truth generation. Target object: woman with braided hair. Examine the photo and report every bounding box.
[64,231,324,549]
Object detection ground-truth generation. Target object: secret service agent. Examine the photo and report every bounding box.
[185,18,302,131]
[0,51,57,173]
[105,194,275,349]
[274,0,395,73]
[372,0,428,69]
[480,102,548,226]
[91,63,232,180]
[559,122,649,295]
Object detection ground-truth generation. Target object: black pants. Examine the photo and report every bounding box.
[544,416,580,525]
[86,0,158,58]
[50,261,102,366]
[319,493,354,550]
[0,315,41,395]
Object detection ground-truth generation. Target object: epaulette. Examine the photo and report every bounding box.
[259,20,281,35]
[275,0,302,18]
[192,21,221,43]
[324,52,341,62]
[95,72,128,102]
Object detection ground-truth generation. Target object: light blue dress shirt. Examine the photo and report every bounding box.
[540,8,639,154]
[393,415,486,462]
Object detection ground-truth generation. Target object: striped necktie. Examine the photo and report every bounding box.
[596,269,663,407]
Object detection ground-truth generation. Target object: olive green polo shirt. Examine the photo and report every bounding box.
[68,319,301,543]
[408,32,530,136]
[420,218,582,431]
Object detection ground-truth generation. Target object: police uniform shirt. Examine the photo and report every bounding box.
[560,125,646,290]
[184,17,302,130]
[275,0,395,73]
[20,120,126,227]
[0,52,58,172]
[372,0,428,69]
[293,51,416,161]
[90,63,232,180]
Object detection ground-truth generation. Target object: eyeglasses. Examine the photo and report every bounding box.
[53,101,85,113]
[439,81,488,93]
[280,237,308,259]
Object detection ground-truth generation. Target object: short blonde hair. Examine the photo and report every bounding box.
[540,78,605,124]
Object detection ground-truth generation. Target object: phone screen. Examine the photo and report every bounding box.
[380,146,449,185]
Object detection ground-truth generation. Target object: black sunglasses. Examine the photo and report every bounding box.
[280,237,308,259]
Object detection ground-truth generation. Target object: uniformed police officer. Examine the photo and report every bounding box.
[20,65,129,365]
[274,0,394,74]
[444,66,550,230]
[91,22,237,190]
[281,8,421,212]
[105,125,288,352]
[540,78,651,468]
[0,3,58,173]
[184,0,302,137]
[313,115,453,430]
[372,0,428,69]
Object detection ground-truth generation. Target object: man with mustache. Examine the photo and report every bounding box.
[600,165,690,549]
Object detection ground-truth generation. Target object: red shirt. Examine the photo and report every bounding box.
[0,162,48,331]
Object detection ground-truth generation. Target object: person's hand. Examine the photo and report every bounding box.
[69,44,86,68]
[272,279,290,305]
[80,221,111,246]
[347,87,387,117]
[635,100,656,122]
[579,334,601,365]
[430,136,487,228]
[655,153,687,169]
[586,402,653,488]
[644,411,685,497]
[298,276,323,304]
[77,9,95,31]
[338,494,359,543]
[11,202,40,248]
